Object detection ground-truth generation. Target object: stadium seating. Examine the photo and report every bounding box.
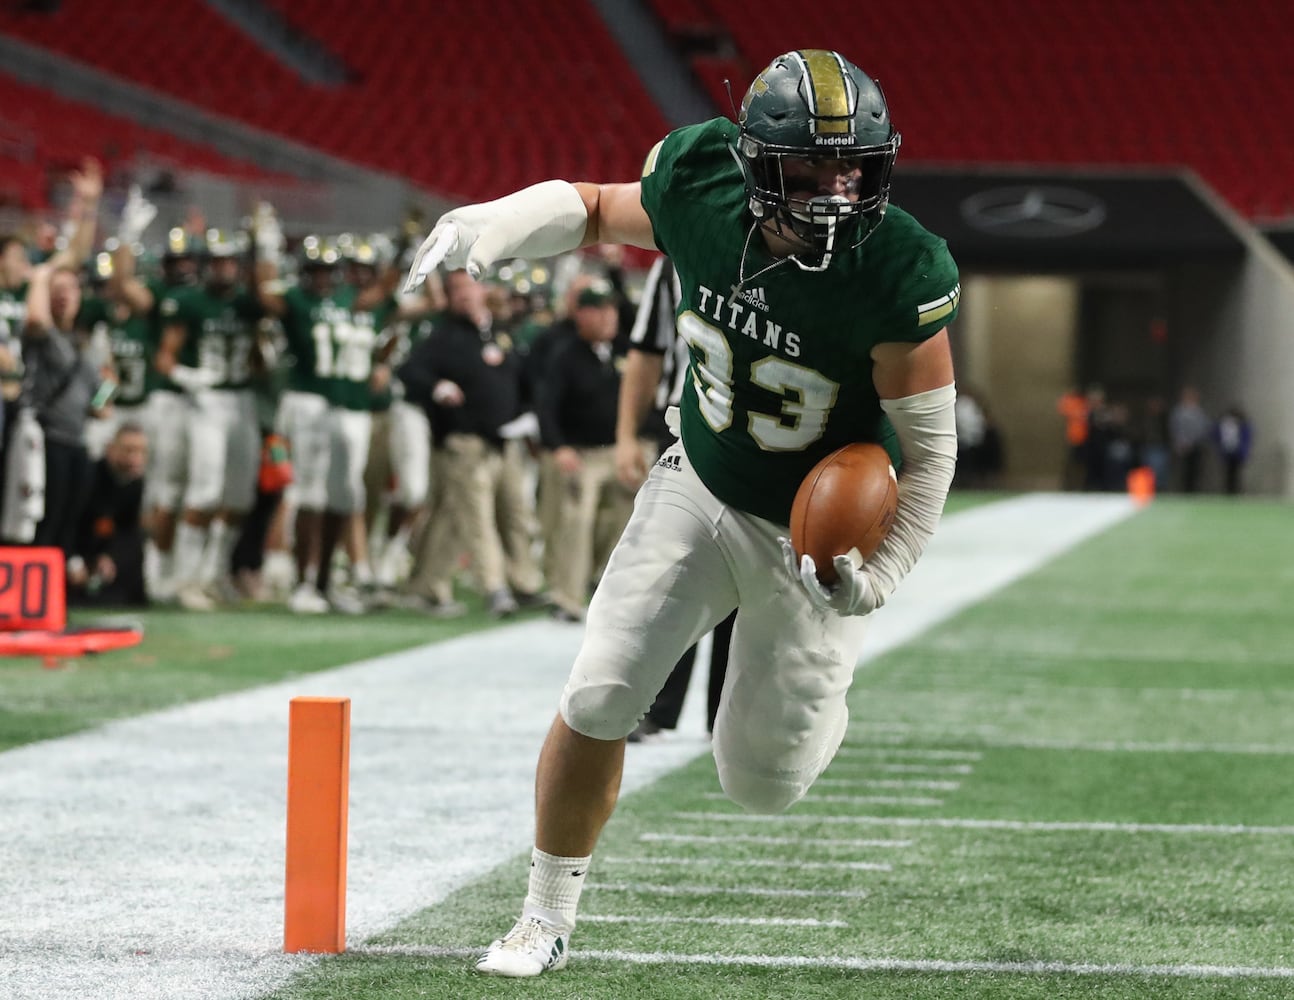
[1,0,1290,219]
[0,69,288,210]
[691,0,1294,219]
[0,0,670,203]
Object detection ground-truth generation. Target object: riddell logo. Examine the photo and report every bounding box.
[814,135,856,146]
[738,286,768,312]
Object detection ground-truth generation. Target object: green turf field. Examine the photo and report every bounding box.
[0,491,1002,753]
[6,493,1292,1000]
[0,596,507,752]
[260,497,1294,1000]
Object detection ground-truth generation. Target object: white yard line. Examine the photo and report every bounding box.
[843,735,1294,756]
[584,881,870,900]
[600,855,892,871]
[580,915,849,928]
[671,812,1294,836]
[0,493,1137,1000]
[813,777,962,791]
[831,761,977,774]
[833,749,982,762]
[702,790,944,807]
[639,833,912,849]
[359,945,1294,979]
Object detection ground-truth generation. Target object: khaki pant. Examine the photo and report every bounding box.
[409,434,541,599]
[548,443,645,616]
[363,409,392,539]
[536,450,563,586]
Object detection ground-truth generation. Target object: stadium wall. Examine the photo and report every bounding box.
[1169,246,1294,496]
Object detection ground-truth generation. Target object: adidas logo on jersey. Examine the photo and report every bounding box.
[655,453,682,472]
[736,285,769,312]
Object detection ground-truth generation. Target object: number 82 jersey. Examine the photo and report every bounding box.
[640,117,960,525]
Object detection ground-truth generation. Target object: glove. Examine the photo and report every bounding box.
[779,537,883,618]
[402,180,588,293]
[252,201,284,265]
[116,185,157,245]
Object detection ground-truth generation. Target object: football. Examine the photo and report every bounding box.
[789,443,898,586]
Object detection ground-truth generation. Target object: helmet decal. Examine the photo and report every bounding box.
[793,49,857,137]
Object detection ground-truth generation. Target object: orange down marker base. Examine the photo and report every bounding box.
[284,696,351,953]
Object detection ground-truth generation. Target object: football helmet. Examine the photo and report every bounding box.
[88,250,114,285]
[163,226,205,260]
[161,226,204,286]
[299,235,341,294]
[205,228,249,259]
[735,49,900,266]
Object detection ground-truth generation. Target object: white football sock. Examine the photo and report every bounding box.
[200,519,232,586]
[173,522,207,588]
[522,847,590,931]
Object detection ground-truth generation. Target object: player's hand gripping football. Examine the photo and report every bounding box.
[779,537,882,617]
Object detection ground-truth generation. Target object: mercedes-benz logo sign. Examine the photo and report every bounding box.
[960,186,1107,238]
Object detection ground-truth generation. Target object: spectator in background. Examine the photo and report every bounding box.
[1056,385,1091,491]
[537,280,634,622]
[69,421,148,606]
[399,268,544,618]
[1169,385,1212,492]
[21,263,107,561]
[1214,406,1253,495]
[0,159,103,540]
[1132,395,1171,491]
[1098,401,1135,492]
[954,388,1003,489]
[525,272,597,587]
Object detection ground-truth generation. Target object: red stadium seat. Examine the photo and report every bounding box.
[0,0,1289,218]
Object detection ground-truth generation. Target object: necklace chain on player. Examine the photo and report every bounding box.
[728,220,794,306]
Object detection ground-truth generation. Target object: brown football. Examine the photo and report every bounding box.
[789,443,898,586]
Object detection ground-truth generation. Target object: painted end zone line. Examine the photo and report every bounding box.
[672,812,1294,836]
[357,945,1294,980]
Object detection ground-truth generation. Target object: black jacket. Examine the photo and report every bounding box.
[397,312,526,448]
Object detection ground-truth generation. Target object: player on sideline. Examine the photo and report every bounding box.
[404,49,960,976]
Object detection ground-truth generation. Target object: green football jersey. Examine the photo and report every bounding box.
[79,295,152,406]
[353,291,398,412]
[147,276,184,393]
[640,117,960,525]
[280,284,374,410]
[0,282,27,346]
[162,285,264,391]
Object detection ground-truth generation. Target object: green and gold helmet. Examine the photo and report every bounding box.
[299,234,341,268]
[88,250,114,284]
[736,49,900,261]
[163,226,205,260]
[205,228,249,259]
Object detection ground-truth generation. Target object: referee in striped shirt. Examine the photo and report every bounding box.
[614,255,734,741]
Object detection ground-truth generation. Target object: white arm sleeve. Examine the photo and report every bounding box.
[864,383,958,605]
[449,180,589,278]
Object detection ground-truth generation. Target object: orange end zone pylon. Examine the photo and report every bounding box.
[284,696,351,953]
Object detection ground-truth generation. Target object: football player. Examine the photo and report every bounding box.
[106,201,204,602]
[155,228,263,609]
[404,49,960,976]
[256,229,374,614]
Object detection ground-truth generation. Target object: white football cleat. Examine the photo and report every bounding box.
[474,916,569,977]
[175,583,216,612]
[287,583,330,615]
